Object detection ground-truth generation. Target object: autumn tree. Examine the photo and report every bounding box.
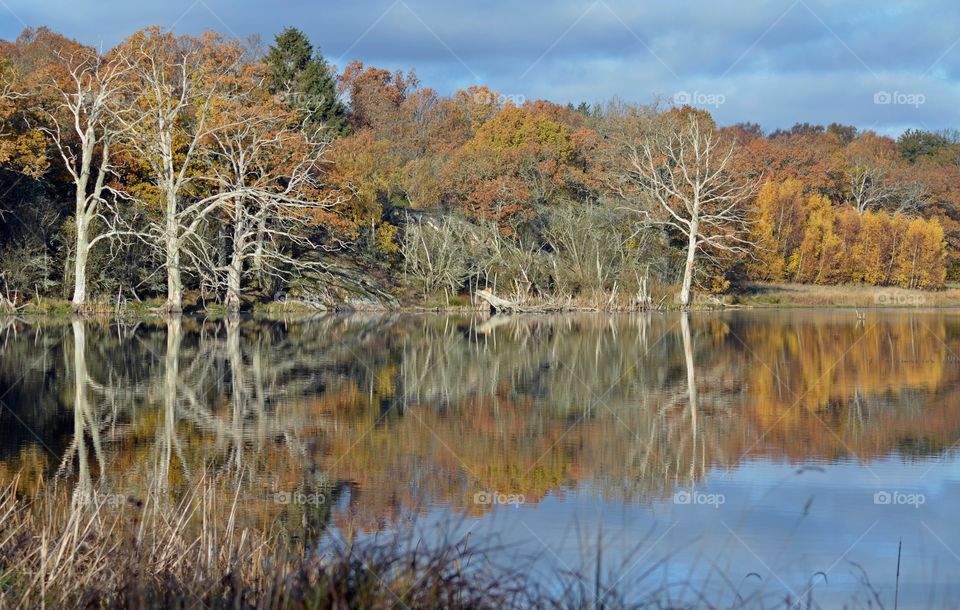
[339,61,418,134]
[894,217,946,289]
[112,28,246,312]
[202,73,341,311]
[440,103,596,227]
[790,193,842,283]
[747,179,806,280]
[788,194,946,288]
[0,31,51,177]
[733,128,842,195]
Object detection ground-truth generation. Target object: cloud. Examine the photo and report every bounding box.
[1,0,958,133]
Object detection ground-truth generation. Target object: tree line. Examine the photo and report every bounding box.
[0,25,956,312]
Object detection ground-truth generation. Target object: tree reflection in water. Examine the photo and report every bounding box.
[0,310,958,534]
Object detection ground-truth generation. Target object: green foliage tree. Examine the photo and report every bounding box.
[898,129,951,163]
[265,27,348,135]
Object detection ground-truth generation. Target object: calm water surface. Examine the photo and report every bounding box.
[1,311,959,607]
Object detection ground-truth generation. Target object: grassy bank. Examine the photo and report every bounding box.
[3,281,959,319]
[734,282,960,308]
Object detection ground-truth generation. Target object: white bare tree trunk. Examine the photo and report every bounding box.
[679,222,698,308]
[226,254,243,313]
[72,200,90,309]
[164,191,183,313]
[225,207,247,313]
[70,131,95,309]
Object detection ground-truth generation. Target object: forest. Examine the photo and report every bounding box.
[0,25,956,313]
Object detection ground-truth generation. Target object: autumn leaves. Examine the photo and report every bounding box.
[1,23,958,311]
[749,179,947,289]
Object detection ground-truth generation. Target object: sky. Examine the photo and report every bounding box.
[1,0,959,135]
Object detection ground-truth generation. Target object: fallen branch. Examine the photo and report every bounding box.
[475,289,527,314]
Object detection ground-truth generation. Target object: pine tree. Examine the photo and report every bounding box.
[266,27,349,135]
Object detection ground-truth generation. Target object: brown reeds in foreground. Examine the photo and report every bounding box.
[0,474,894,610]
[0,475,542,609]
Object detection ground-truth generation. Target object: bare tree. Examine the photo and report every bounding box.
[35,48,130,310]
[201,98,342,312]
[893,180,931,215]
[843,158,930,215]
[112,29,245,312]
[471,220,545,301]
[843,160,898,214]
[542,203,652,301]
[620,115,757,307]
[400,215,471,299]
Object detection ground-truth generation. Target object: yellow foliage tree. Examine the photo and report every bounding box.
[857,212,889,284]
[789,193,839,283]
[748,179,809,280]
[894,217,946,289]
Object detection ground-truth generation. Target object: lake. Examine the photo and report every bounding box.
[1,311,959,608]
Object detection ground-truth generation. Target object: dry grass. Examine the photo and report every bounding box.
[0,475,539,610]
[735,282,960,308]
[0,473,895,609]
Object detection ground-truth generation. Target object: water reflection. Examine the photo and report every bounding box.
[1,311,959,604]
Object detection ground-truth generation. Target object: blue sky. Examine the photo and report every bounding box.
[1,0,959,135]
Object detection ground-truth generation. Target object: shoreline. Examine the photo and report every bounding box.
[4,282,960,318]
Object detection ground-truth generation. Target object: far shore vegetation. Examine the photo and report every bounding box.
[2,26,959,316]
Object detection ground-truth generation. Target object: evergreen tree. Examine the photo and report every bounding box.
[266,27,349,135]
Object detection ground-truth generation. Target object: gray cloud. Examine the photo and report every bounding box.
[1,0,958,133]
